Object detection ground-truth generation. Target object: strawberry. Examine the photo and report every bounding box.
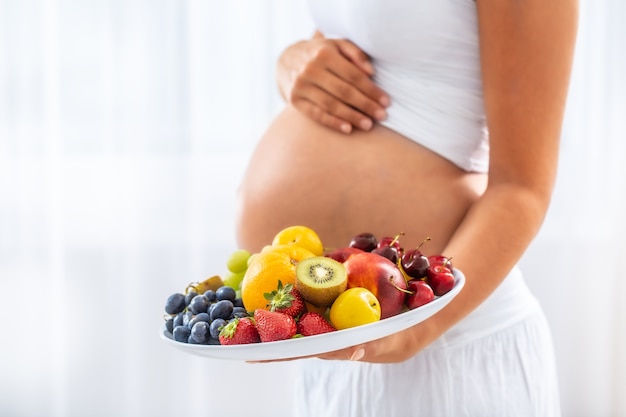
[264,280,306,319]
[218,317,260,345]
[253,309,297,342]
[297,312,336,336]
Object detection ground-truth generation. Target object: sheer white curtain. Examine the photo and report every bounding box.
[0,1,623,417]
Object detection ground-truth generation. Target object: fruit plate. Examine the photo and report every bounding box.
[161,268,465,361]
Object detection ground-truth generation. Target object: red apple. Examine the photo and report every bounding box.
[405,279,435,309]
[343,252,408,319]
[426,264,455,296]
[325,247,364,263]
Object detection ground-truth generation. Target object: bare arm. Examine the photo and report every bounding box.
[322,0,578,363]
[276,31,390,134]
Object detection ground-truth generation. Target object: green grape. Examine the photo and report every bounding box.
[246,253,258,268]
[226,249,252,273]
[222,270,245,289]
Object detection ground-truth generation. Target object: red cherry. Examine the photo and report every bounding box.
[400,237,431,279]
[349,232,378,252]
[377,232,404,253]
[426,263,455,296]
[405,279,435,309]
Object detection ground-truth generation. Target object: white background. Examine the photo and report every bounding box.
[1,1,625,416]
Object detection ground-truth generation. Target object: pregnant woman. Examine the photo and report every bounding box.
[235,0,577,416]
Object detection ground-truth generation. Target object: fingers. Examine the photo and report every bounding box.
[312,45,389,119]
[280,37,390,134]
[293,99,356,134]
[335,38,375,76]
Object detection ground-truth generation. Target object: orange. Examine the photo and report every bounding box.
[272,225,324,257]
[241,245,315,312]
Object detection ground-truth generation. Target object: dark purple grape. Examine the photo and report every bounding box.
[172,312,184,328]
[190,321,210,343]
[210,300,234,321]
[232,307,248,318]
[165,317,174,333]
[203,290,217,302]
[173,325,190,342]
[207,337,221,345]
[182,311,193,327]
[184,291,198,306]
[187,312,210,329]
[164,293,186,315]
[210,318,227,339]
[216,286,237,302]
[189,295,210,314]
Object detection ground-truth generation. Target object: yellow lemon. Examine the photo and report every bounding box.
[241,245,315,312]
[272,225,324,257]
[329,287,381,330]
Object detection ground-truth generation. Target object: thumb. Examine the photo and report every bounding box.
[335,39,375,76]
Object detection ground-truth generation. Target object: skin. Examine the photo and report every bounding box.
[236,0,578,363]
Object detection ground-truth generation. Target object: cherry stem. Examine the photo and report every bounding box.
[416,236,431,251]
[396,257,412,285]
[391,232,405,246]
[389,276,413,294]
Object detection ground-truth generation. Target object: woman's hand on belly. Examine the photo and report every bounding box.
[277,31,390,134]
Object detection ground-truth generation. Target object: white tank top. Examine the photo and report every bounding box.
[307,0,490,172]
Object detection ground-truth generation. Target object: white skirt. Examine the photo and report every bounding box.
[293,267,561,417]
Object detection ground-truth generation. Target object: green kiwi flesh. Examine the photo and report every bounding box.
[295,257,348,307]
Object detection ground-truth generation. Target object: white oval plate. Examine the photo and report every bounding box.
[161,269,465,361]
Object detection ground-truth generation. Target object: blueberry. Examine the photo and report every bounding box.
[216,286,237,302]
[232,307,249,318]
[233,298,245,308]
[210,318,227,339]
[187,312,211,329]
[165,293,186,315]
[189,295,210,314]
[184,291,198,306]
[210,300,234,321]
[191,321,210,343]
[165,317,174,333]
[203,290,217,302]
[173,325,191,342]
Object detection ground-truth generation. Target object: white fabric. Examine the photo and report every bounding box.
[294,268,561,417]
[307,0,489,172]
[295,309,559,417]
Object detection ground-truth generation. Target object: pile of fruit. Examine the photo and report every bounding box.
[163,225,456,346]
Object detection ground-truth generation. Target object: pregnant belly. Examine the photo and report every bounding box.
[235,106,487,254]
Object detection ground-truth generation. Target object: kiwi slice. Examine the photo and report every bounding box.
[295,257,348,307]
